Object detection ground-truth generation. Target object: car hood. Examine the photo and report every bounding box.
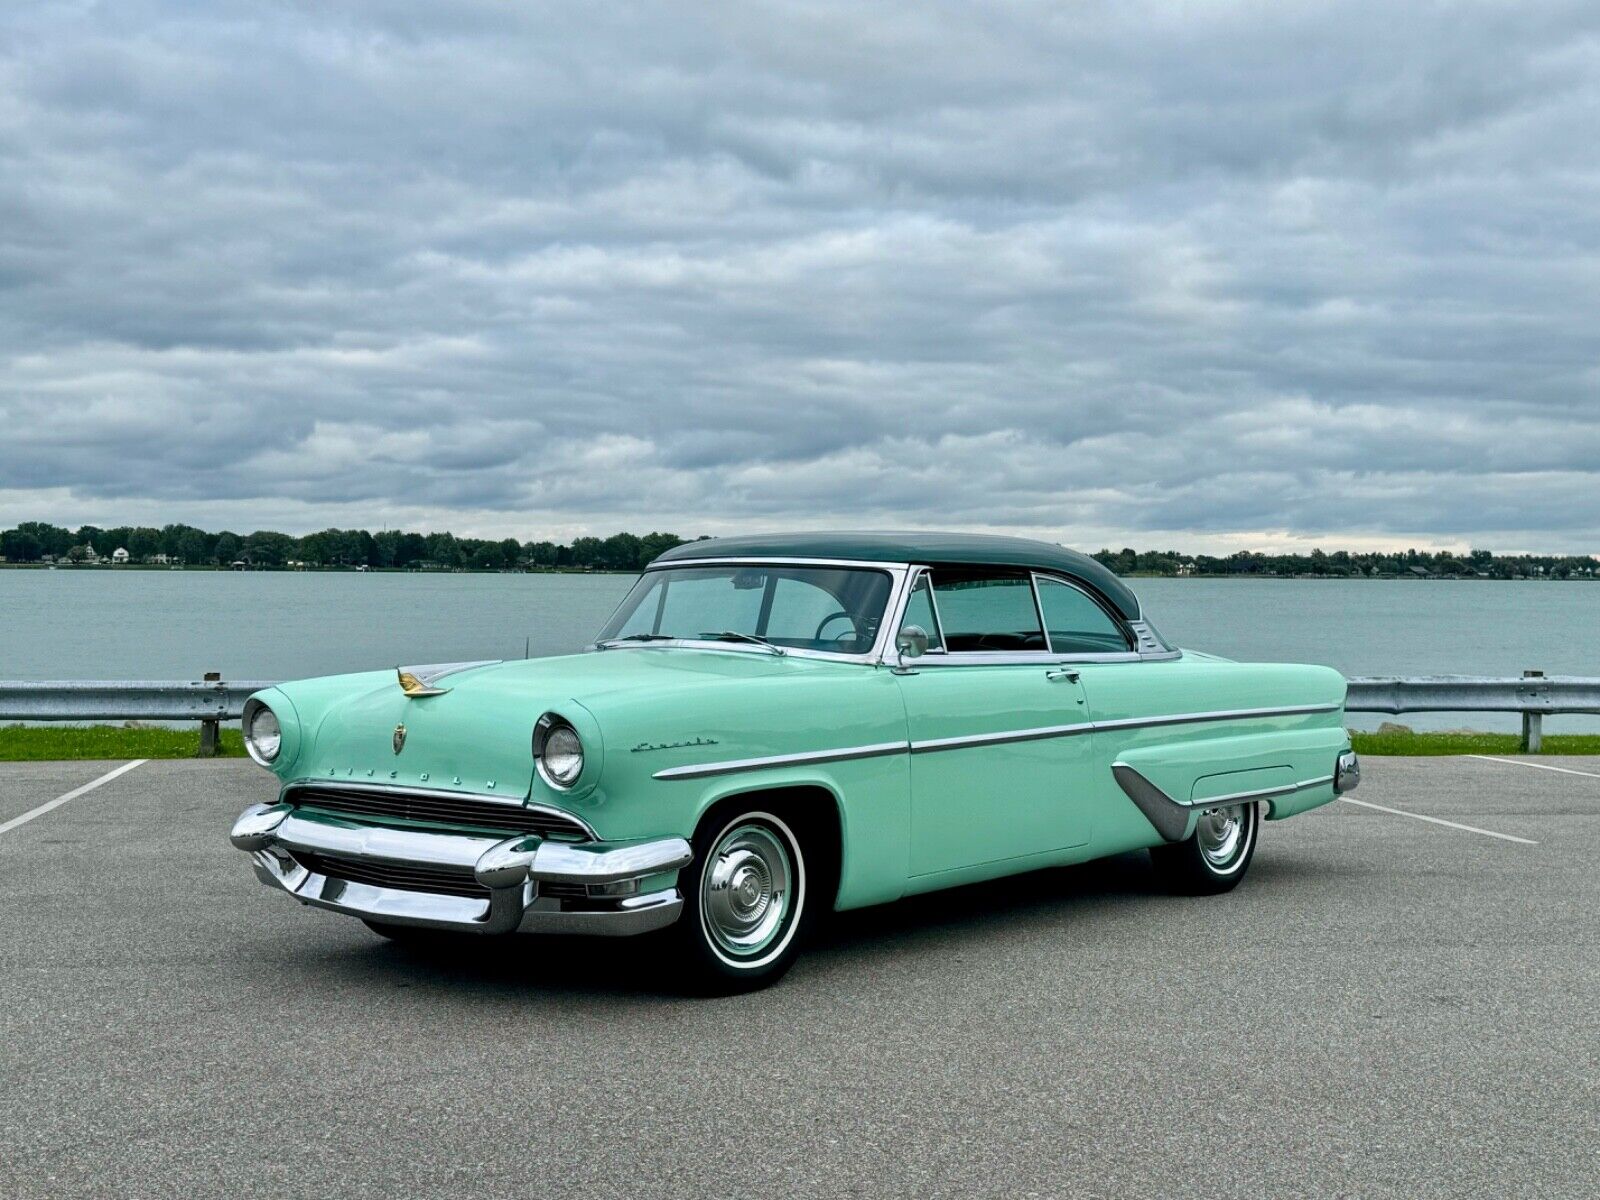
[290,649,806,799]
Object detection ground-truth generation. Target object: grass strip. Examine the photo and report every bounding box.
[0,724,247,761]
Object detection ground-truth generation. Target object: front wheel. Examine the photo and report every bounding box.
[673,809,810,993]
[1150,800,1260,894]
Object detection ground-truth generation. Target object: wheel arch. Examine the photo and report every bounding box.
[689,780,846,911]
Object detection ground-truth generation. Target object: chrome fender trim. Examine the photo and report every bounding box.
[1113,763,1340,842]
[1111,764,1198,843]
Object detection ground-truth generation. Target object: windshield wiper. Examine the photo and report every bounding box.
[709,630,787,656]
[594,633,676,649]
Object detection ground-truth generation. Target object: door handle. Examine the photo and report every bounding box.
[1046,668,1081,683]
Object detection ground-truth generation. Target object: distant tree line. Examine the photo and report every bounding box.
[0,521,691,571]
[1090,546,1599,580]
[1,521,1593,578]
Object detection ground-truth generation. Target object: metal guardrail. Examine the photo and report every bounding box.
[1344,670,1590,751]
[0,675,277,756]
[2,671,1594,754]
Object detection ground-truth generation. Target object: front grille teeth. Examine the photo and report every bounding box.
[284,784,590,841]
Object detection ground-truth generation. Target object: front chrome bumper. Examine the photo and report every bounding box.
[229,803,691,936]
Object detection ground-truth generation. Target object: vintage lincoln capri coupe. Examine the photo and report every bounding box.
[231,532,1359,990]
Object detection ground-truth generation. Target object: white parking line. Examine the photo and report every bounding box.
[0,760,147,838]
[1467,755,1600,780]
[1338,796,1538,845]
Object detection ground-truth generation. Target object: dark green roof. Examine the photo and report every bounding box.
[653,531,1140,619]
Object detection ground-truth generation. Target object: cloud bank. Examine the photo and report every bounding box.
[3,1,1598,551]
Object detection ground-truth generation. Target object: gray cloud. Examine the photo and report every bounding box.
[2,0,1599,551]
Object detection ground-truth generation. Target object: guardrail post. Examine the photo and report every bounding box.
[1521,670,1544,754]
[198,671,221,758]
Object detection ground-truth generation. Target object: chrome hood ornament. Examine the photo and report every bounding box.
[392,723,407,755]
[395,660,499,698]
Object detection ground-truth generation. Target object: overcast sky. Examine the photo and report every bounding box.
[2,1,1597,553]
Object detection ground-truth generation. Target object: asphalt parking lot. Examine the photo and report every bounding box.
[2,757,1596,1199]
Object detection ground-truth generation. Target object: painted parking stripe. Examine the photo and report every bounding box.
[0,760,147,838]
[1467,755,1600,780]
[1338,796,1537,845]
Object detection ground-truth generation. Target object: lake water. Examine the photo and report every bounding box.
[4,570,1598,730]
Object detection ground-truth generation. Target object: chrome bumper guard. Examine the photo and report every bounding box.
[229,804,692,936]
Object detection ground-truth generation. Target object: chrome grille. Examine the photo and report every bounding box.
[292,850,490,900]
[285,784,590,841]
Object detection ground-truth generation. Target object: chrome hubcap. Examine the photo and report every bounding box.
[703,823,793,959]
[1197,803,1249,870]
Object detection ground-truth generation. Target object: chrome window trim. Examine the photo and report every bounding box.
[876,565,1163,666]
[1032,571,1137,655]
[901,566,949,654]
[280,779,600,840]
[592,559,911,665]
[652,702,1342,780]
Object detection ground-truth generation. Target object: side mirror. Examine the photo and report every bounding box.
[896,625,930,662]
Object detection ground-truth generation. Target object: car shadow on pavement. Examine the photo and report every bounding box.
[290,845,1345,1002]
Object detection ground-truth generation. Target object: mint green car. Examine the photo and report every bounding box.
[231,533,1359,991]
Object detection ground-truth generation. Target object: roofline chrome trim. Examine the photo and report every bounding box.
[651,740,910,781]
[652,702,1343,781]
[643,556,913,571]
[280,779,600,840]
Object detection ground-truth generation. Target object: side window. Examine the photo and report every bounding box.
[930,570,1046,653]
[899,573,945,652]
[1036,576,1131,654]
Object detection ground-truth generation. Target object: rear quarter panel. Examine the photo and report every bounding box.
[1079,658,1350,852]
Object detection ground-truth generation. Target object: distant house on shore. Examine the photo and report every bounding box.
[111,547,130,564]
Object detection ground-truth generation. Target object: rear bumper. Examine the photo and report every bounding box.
[229,803,691,936]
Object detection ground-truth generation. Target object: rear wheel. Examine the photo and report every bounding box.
[1150,800,1259,894]
[673,809,810,993]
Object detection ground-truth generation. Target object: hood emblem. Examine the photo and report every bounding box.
[393,723,407,755]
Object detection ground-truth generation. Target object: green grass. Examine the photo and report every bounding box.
[3,723,1598,762]
[0,724,247,761]
[1350,728,1600,756]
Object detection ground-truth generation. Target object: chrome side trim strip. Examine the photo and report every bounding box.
[1186,781,1300,807]
[652,741,908,781]
[653,702,1344,781]
[1091,702,1342,732]
[910,722,1093,753]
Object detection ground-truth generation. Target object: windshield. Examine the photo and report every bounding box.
[597,564,894,654]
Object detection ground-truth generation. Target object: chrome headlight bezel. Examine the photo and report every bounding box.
[242,697,283,767]
[533,712,584,790]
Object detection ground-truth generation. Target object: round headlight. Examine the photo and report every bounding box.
[244,701,282,766]
[535,715,584,788]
